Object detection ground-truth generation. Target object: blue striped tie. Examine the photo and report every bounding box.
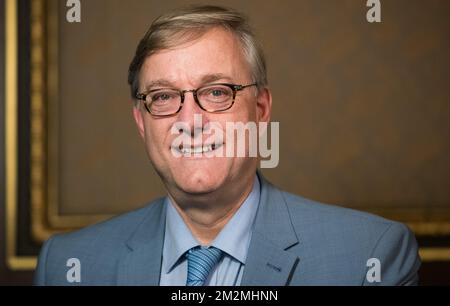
[186,246,223,286]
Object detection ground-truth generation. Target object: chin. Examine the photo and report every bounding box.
[174,167,227,195]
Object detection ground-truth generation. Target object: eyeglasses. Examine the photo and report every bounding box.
[135,83,257,116]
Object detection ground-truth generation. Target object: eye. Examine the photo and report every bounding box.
[150,91,178,103]
[200,86,232,100]
[211,89,225,97]
[158,94,171,100]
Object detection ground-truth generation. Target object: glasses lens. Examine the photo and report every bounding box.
[197,85,234,112]
[147,89,181,116]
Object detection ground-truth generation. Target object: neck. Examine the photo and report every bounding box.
[168,172,255,245]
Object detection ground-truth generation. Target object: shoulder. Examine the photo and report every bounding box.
[280,188,417,251]
[50,198,164,248]
[276,188,421,285]
[281,189,396,234]
[34,198,165,285]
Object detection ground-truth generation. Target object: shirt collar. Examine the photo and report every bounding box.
[162,199,199,274]
[162,175,261,273]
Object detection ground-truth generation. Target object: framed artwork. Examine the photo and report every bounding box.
[5,0,450,270]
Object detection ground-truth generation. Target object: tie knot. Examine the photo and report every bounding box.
[186,246,223,286]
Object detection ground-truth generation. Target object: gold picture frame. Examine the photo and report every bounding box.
[5,0,36,270]
[30,0,114,244]
[4,0,450,271]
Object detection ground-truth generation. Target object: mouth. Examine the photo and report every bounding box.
[172,143,224,155]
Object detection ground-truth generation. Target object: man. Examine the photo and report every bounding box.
[34,5,420,286]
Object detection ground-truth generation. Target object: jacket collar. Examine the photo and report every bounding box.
[240,171,300,285]
[117,171,300,285]
[117,198,166,285]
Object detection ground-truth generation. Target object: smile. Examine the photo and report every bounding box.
[173,143,224,155]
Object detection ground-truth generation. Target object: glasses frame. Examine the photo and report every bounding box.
[135,83,258,116]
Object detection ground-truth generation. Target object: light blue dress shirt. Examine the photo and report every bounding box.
[159,175,261,286]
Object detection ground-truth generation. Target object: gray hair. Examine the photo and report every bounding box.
[127,5,267,100]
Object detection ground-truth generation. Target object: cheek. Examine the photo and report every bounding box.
[231,99,257,122]
[143,120,169,152]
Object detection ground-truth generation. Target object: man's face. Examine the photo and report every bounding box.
[133,27,271,198]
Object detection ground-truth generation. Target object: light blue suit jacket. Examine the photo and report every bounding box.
[34,173,421,285]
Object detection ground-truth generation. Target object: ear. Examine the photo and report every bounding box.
[256,87,272,123]
[132,104,145,140]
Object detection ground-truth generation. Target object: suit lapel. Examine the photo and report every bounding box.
[116,198,166,285]
[115,172,300,285]
[241,173,301,285]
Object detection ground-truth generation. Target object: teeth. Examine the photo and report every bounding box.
[178,144,221,155]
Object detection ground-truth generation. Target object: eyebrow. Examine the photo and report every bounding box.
[143,73,234,92]
[143,79,175,91]
[200,73,234,84]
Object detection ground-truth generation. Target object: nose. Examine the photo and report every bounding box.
[176,90,208,138]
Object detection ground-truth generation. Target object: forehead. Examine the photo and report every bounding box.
[139,27,251,88]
